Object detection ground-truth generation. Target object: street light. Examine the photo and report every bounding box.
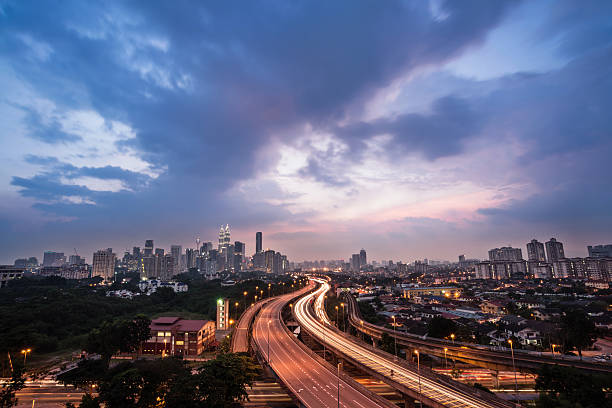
[267,320,272,365]
[508,339,518,401]
[21,349,31,366]
[243,291,247,313]
[337,362,341,408]
[340,302,345,332]
[335,305,339,328]
[414,350,421,407]
[551,343,557,359]
[444,347,448,368]
[450,333,455,344]
[234,302,239,320]
[391,315,397,360]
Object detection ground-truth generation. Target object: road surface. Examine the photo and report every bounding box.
[295,278,514,408]
[252,283,394,408]
[232,298,271,353]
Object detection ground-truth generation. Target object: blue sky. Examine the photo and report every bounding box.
[1,0,611,263]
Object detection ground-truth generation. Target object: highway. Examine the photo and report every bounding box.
[252,282,394,408]
[232,298,271,353]
[344,293,612,374]
[294,278,514,408]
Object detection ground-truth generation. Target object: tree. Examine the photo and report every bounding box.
[535,365,612,408]
[427,316,456,339]
[85,317,151,367]
[561,309,598,359]
[0,366,25,408]
[196,353,259,407]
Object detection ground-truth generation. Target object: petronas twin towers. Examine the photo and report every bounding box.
[218,224,231,250]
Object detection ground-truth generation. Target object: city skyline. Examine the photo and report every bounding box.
[2,1,612,263]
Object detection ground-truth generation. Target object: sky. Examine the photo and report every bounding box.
[1,0,612,264]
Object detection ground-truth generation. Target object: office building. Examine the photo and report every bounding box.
[545,238,565,263]
[351,254,360,272]
[526,239,546,262]
[256,232,262,254]
[234,241,245,272]
[171,245,182,273]
[141,317,215,357]
[68,255,85,265]
[588,244,612,258]
[144,240,154,256]
[359,249,367,266]
[43,251,66,267]
[92,248,116,281]
[218,225,231,250]
[488,247,523,262]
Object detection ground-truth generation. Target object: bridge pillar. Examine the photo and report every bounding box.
[403,394,417,408]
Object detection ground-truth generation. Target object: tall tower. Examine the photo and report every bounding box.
[359,249,367,266]
[527,239,546,262]
[144,240,154,256]
[256,232,262,254]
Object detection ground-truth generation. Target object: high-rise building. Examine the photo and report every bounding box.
[160,254,175,280]
[171,245,182,273]
[43,251,66,267]
[351,254,360,272]
[264,249,276,274]
[133,247,141,258]
[218,225,231,250]
[92,248,116,281]
[588,244,612,258]
[68,255,85,265]
[234,241,245,272]
[144,240,154,256]
[526,239,546,262]
[256,232,263,254]
[488,247,523,261]
[359,249,367,266]
[216,298,230,330]
[545,238,565,263]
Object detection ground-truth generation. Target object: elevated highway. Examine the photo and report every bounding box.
[295,279,514,408]
[252,282,394,408]
[232,298,271,353]
[344,293,612,374]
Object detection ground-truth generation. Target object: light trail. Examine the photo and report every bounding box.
[294,278,513,408]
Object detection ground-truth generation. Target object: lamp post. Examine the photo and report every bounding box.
[392,315,397,360]
[340,302,345,332]
[243,291,247,313]
[268,284,271,298]
[444,347,448,368]
[450,333,455,344]
[551,344,556,359]
[21,349,31,366]
[234,302,239,320]
[508,339,518,401]
[267,320,271,365]
[337,363,341,408]
[360,319,364,341]
[414,350,421,407]
[335,306,339,328]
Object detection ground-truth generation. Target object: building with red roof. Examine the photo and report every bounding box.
[141,316,215,356]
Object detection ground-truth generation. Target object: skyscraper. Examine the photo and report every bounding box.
[92,248,116,281]
[587,244,612,258]
[351,254,360,272]
[144,240,154,256]
[526,239,546,262]
[234,241,245,272]
[256,232,262,254]
[43,251,66,267]
[359,249,367,266]
[171,245,182,273]
[218,225,231,250]
[545,238,565,263]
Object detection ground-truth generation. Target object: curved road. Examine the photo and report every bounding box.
[232,298,271,353]
[252,283,393,408]
[295,278,513,408]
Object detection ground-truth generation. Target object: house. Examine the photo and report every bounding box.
[141,317,215,356]
[480,300,506,315]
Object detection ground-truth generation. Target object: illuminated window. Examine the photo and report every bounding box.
[165,332,171,337]
[175,340,184,345]
[157,331,165,337]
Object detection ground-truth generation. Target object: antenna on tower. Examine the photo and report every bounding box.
[196,237,201,253]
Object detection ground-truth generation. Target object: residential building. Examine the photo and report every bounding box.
[43,251,66,267]
[526,239,546,262]
[216,298,230,330]
[588,244,612,258]
[92,248,116,281]
[545,238,565,263]
[488,247,523,262]
[402,286,461,299]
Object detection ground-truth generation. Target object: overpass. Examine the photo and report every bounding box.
[252,282,395,408]
[295,278,515,408]
[231,298,272,353]
[344,292,612,374]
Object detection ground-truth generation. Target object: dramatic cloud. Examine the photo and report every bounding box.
[0,0,611,262]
